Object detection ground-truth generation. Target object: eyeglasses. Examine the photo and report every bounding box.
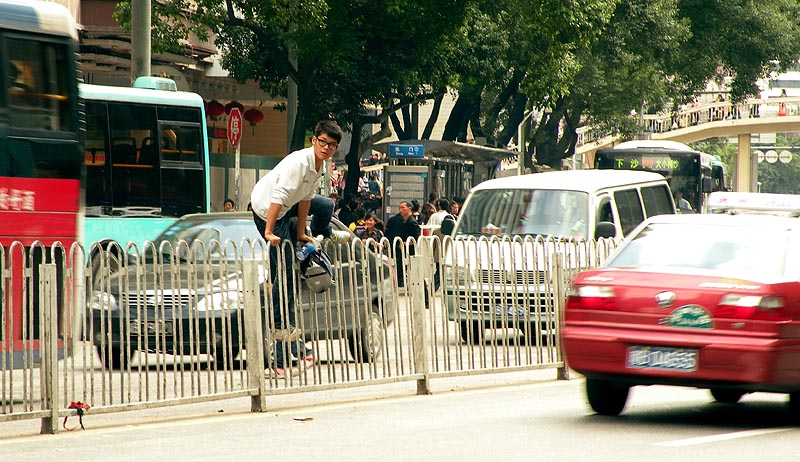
[315,137,339,150]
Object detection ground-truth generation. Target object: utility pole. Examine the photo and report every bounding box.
[131,0,151,83]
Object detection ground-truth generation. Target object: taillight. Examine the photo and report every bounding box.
[566,285,617,310]
[716,294,788,321]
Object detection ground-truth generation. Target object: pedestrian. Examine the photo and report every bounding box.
[250,119,352,377]
[223,198,235,212]
[356,212,384,251]
[385,200,421,288]
[426,199,452,227]
[419,202,436,225]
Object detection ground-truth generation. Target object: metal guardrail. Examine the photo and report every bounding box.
[0,236,616,434]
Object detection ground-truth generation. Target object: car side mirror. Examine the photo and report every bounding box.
[594,221,616,240]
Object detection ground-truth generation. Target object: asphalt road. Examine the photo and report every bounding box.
[1,371,798,461]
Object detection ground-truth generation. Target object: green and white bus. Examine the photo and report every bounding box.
[81,77,211,258]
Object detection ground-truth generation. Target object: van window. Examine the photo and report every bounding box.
[614,189,645,236]
[640,184,674,217]
[456,189,589,239]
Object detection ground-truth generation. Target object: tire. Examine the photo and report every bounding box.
[90,247,121,287]
[710,388,744,404]
[347,310,385,362]
[96,344,128,370]
[788,392,800,414]
[520,322,557,347]
[459,320,484,344]
[585,378,629,416]
[214,344,242,370]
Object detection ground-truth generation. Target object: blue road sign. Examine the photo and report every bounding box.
[389,144,424,159]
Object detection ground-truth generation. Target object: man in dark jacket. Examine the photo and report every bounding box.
[385,200,421,288]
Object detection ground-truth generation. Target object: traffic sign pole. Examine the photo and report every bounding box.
[228,108,243,210]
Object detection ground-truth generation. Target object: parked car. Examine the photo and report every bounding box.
[563,193,800,416]
[88,212,394,369]
[443,170,674,344]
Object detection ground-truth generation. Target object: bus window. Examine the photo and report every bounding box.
[6,37,72,131]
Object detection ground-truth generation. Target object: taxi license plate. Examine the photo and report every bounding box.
[626,346,698,372]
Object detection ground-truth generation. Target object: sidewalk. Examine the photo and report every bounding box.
[0,369,564,441]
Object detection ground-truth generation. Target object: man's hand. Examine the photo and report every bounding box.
[263,232,281,247]
[297,233,315,245]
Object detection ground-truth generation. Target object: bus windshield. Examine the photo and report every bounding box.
[595,148,725,212]
[455,189,589,239]
[81,82,211,247]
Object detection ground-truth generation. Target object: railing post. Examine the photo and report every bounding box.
[39,263,59,434]
[553,251,570,381]
[242,260,267,412]
[409,255,430,395]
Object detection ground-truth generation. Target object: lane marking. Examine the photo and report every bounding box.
[655,427,793,447]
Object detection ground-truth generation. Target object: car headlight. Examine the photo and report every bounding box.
[196,291,243,312]
[90,291,118,311]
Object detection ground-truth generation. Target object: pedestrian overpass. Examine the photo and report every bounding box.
[575,96,800,192]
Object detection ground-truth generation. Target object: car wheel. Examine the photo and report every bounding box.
[709,388,744,404]
[96,344,128,370]
[459,320,484,344]
[788,392,800,414]
[347,310,385,362]
[214,344,241,370]
[585,378,629,416]
[90,247,121,287]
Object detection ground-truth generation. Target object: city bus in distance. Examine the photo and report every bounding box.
[81,78,211,273]
[594,140,728,213]
[0,0,82,367]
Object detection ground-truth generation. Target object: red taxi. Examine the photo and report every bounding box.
[562,192,800,416]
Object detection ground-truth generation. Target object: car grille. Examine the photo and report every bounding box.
[121,293,192,309]
[478,269,547,285]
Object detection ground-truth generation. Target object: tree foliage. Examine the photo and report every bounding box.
[116,0,800,179]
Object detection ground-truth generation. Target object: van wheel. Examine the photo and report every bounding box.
[459,320,484,344]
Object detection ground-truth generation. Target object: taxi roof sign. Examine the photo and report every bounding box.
[707,191,800,215]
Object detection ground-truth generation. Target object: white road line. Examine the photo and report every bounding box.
[655,428,793,447]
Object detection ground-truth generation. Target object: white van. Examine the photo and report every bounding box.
[448,169,674,241]
[442,169,675,344]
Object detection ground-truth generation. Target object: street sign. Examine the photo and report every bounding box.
[227,107,243,147]
[389,144,424,159]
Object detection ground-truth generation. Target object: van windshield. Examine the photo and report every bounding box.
[455,189,589,239]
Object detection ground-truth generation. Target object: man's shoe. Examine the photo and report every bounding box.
[270,366,301,379]
[272,327,302,342]
[327,229,352,245]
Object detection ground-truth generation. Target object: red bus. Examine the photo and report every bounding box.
[0,0,82,368]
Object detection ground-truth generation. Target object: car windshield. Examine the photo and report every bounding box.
[455,189,589,239]
[607,222,789,279]
[155,218,263,261]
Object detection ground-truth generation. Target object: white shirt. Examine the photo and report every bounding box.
[426,210,451,227]
[250,147,321,221]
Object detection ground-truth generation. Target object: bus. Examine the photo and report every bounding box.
[594,140,729,213]
[81,78,211,274]
[0,0,82,367]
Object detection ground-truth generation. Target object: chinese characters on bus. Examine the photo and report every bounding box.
[0,188,35,211]
[615,156,680,170]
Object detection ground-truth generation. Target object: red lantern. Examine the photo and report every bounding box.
[225,100,245,115]
[244,108,264,135]
[244,108,264,126]
[207,100,225,118]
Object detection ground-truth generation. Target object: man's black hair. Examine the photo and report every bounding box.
[314,120,343,142]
